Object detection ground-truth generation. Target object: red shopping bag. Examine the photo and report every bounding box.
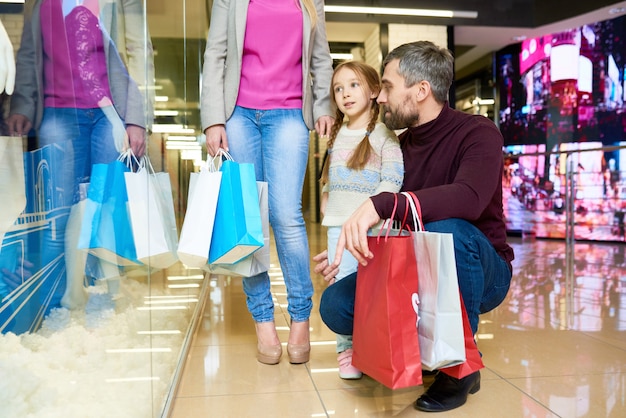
[352,215,423,389]
[440,297,485,379]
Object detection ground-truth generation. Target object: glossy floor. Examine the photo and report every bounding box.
[170,222,626,418]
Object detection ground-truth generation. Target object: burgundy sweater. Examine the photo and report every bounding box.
[371,104,515,268]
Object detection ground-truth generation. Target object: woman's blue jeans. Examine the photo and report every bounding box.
[225,106,313,323]
[39,107,120,201]
[38,107,120,279]
[319,218,512,336]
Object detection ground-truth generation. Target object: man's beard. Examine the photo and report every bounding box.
[381,99,419,130]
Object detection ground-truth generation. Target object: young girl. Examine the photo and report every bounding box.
[320,61,404,379]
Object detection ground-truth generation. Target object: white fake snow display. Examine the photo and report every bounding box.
[0,279,191,418]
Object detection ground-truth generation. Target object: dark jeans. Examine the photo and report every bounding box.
[319,219,512,336]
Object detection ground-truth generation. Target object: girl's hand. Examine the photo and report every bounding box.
[313,250,339,285]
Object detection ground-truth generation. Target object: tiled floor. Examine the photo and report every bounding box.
[170,221,626,418]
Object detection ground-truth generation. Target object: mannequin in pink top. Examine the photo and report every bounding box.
[6,0,154,309]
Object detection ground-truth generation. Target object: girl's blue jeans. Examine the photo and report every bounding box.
[327,225,358,352]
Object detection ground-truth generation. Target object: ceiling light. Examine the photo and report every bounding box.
[166,135,198,141]
[168,283,201,288]
[154,110,179,116]
[324,5,478,19]
[331,53,353,60]
[473,98,495,106]
[152,124,195,134]
[181,149,202,161]
[165,142,201,150]
[166,275,204,281]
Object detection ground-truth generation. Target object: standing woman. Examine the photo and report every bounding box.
[201,0,334,365]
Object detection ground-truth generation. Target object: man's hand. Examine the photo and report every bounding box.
[336,198,381,267]
[315,115,334,138]
[205,125,228,157]
[312,250,339,284]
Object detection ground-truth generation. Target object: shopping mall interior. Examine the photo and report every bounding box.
[0,1,625,417]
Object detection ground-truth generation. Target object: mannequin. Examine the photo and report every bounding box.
[0,19,15,95]
[6,0,154,309]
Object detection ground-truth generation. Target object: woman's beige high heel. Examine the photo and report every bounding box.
[287,320,310,364]
[255,322,282,365]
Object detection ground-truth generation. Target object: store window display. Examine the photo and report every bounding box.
[2,0,154,320]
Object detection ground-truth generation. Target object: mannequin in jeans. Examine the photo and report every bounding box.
[6,0,154,308]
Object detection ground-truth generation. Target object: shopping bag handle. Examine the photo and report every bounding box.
[117,148,141,171]
[205,148,235,172]
[376,193,411,241]
[217,148,234,162]
[401,191,424,231]
[137,153,164,176]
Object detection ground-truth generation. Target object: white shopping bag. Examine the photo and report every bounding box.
[0,136,26,246]
[125,155,178,269]
[177,157,222,267]
[402,192,465,371]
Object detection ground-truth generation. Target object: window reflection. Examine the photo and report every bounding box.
[1,0,154,332]
[502,239,625,332]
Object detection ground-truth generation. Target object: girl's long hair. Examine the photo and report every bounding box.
[320,61,381,185]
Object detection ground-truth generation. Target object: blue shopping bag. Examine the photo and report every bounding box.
[208,160,263,264]
[78,158,140,266]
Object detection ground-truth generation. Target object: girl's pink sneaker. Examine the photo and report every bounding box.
[337,349,363,380]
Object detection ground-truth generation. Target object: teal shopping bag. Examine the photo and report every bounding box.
[78,158,140,266]
[209,160,263,264]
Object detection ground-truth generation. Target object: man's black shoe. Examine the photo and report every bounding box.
[414,370,480,412]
